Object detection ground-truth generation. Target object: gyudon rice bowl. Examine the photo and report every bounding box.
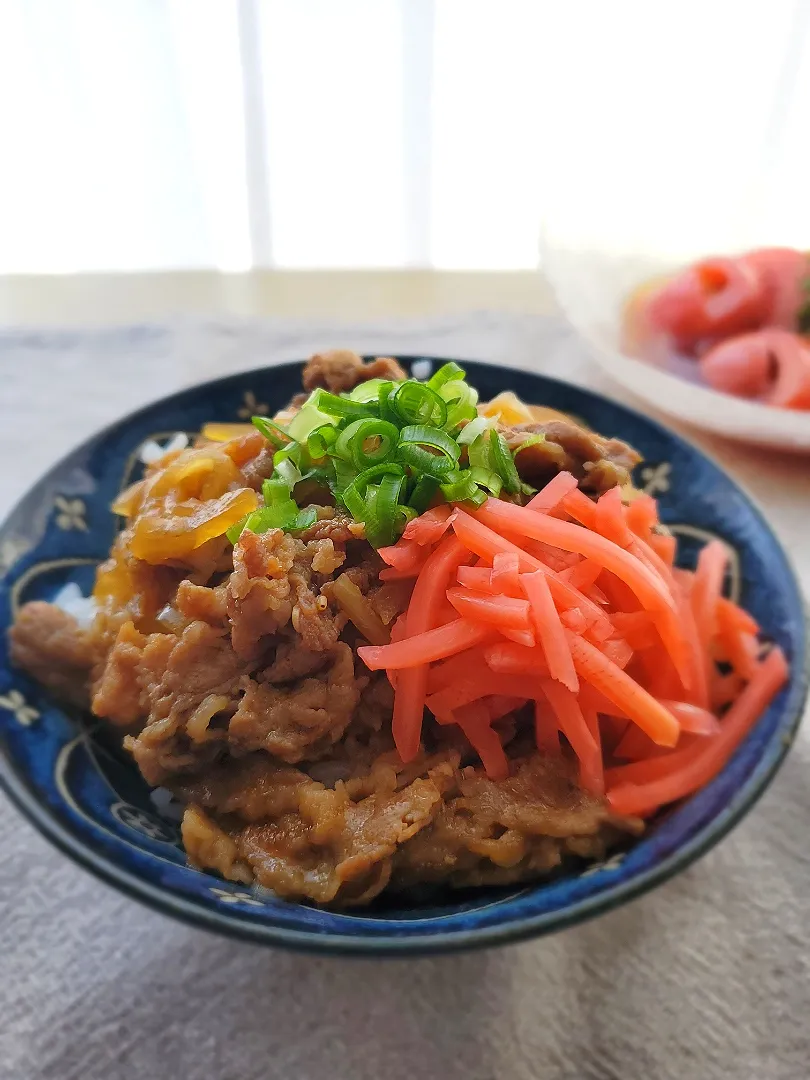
[9,351,787,907]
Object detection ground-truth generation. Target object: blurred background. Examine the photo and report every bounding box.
[3,8,810,1080]
[1,0,808,282]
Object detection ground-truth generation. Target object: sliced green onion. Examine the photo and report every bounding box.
[333,417,399,469]
[427,362,466,390]
[330,419,359,461]
[467,432,492,470]
[247,503,298,532]
[331,457,356,494]
[440,470,479,503]
[273,440,303,463]
[265,504,300,529]
[273,441,309,476]
[511,433,546,457]
[245,371,535,545]
[251,415,290,448]
[291,506,318,531]
[488,430,522,495]
[226,515,249,544]
[274,457,302,490]
[444,401,478,432]
[309,388,378,420]
[231,490,318,541]
[262,477,292,505]
[397,424,461,477]
[458,486,488,509]
[286,405,333,443]
[301,461,336,485]
[438,379,478,407]
[364,472,406,547]
[306,424,338,459]
[243,509,270,534]
[456,416,491,445]
[398,424,461,463]
[341,485,366,521]
[341,463,406,522]
[397,504,418,526]
[468,466,502,496]
[443,382,478,431]
[409,474,441,514]
[390,382,448,427]
[347,378,388,402]
[396,442,455,478]
[295,464,336,503]
[378,383,400,425]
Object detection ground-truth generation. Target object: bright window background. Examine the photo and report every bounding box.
[0,0,807,273]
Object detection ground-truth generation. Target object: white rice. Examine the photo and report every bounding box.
[410,358,433,380]
[149,787,185,822]
[51,582,98,629]
[138,431,189,465]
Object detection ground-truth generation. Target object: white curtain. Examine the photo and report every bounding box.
[0,0,807,273]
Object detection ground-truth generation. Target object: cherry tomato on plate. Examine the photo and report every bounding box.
[742,247,809,329]
[645,256,767,352]
[700,328,810,409]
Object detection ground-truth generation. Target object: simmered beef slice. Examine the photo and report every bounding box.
[104,619,247,784]
[502,419,641,493]
[93,617,367,783]
[391,755,641,891]
[226,530,298,659]
[238,777,446,904]
[175,750,638,905]
[175,580,229,627]
[302,350,407,394]
[92,620,171,728]
[261,637,332,684]
[178,754,451,904]
[228,642,364,763]
[93,619,242,727]
[8,602,95,708]
[226,529,343,660]
[173,754,309,821]
[181,805,254,884]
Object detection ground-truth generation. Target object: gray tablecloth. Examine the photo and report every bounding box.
[2,313,809,1080]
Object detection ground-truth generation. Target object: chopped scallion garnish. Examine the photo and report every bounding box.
[427,361,466,389]
[251,416,290,448]
[488,430,523,495]
[456,415,491,445]
[390,382,448,427]
[238,362,530,547]
[309,388,378,420]
[333,417,400,470]
[286,405,334,443]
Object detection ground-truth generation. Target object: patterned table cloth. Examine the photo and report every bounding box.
[1,312,808,1080]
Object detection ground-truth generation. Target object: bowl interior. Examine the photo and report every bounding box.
[0,359,806,953]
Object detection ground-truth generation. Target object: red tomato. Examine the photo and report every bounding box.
[699,332,772,398]
[765,330,810,408]
[742,247,809,329]
[701,328,810,409]
[645,256,767,352]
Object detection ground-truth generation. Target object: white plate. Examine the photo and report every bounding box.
[540,242,810,453]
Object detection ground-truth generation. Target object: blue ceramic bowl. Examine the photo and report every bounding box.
[0,359,806,955]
